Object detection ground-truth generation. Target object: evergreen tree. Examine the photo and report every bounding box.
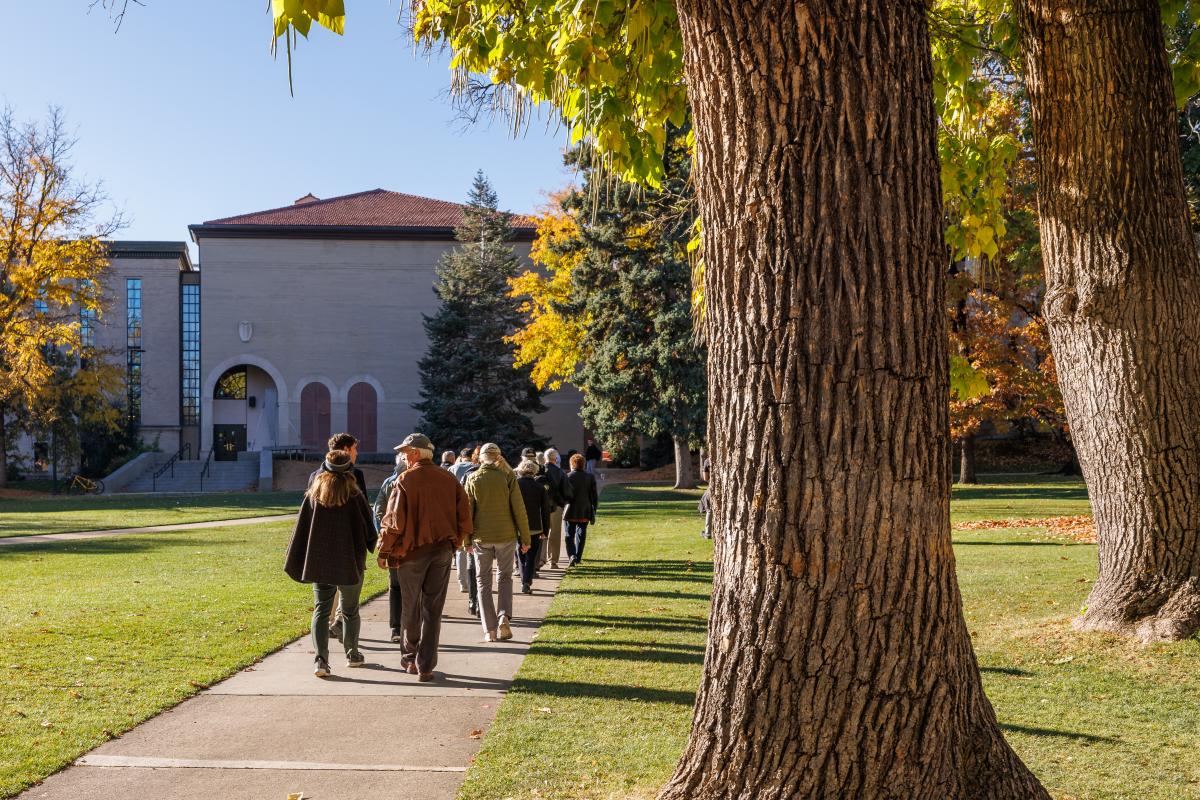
[415,172,546,454]
[562,131,706,488]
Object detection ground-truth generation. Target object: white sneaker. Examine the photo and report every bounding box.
[482,630,497,643]
[498,617,513,641]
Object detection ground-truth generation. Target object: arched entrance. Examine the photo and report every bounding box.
[300,382,332,450]
[211,364,282,460]
[346,382,378,452]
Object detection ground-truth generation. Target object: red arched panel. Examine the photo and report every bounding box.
[300,382,331,450]
[346,382,378,453]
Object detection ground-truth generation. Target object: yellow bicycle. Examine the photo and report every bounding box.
[67,474,105,495]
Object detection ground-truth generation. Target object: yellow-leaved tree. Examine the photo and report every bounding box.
[0,108,121,488]
[507,194,588,391]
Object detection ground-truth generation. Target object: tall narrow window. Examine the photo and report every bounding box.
[181,284,200,426]
[126,278,143,420]
[79,308,96,349]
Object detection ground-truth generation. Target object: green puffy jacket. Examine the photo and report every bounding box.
[465,462,532,547]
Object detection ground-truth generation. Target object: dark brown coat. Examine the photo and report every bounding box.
[378,459,472,567]
[284,491,377,586]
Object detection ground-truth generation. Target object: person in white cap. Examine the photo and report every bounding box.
[464,442,531,642]
[379,433,472,682]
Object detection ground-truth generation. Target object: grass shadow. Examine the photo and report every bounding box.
[1000,723,1117,744]
[512,677,696,705]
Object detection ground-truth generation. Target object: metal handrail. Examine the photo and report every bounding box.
[151,443,192,491]
[198,448,213,492]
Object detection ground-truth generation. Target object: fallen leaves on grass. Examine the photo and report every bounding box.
[954,515,1096,543]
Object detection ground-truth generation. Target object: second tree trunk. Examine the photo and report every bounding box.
[1018,0,1200,641]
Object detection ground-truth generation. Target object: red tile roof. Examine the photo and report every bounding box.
[201,188,535,231]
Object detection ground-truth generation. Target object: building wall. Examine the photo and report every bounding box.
[97,254,183,454]
[197,236,584,455]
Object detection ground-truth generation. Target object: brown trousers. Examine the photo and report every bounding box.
[395,541,453,673]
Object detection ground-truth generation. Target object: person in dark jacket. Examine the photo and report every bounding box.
[584,439,603,474]
[307,432,368,643]
[540,448,573,569]
[563,452,599,566]
[285,449,377,678]
[515,458,551,593]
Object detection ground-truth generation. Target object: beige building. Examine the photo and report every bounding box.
[188,189,583,460]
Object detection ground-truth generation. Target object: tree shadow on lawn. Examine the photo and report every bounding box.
[575,559,713,584]
[979,665,1034,677]
[567,587,712,601]
[546,614,709,633]
[531,644,705,665]
[951,485,1088,502]
[0,534,240,558]
[512,677,696,705]
[1000,722,1116,744]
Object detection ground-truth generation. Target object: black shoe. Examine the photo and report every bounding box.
[346,652,365,668]
[521,584,533,595]
[467,602,479,617]
[567,557,577,567]
[313,657,330,678]
[390,629,403,643]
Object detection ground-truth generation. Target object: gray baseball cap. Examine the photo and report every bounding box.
[394,432,434,453]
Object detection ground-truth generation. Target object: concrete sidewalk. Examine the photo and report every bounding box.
[0,514,295,547]
[19,565,563,800]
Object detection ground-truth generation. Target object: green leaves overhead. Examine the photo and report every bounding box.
[271,0,345,38]
[270,0,1200,246]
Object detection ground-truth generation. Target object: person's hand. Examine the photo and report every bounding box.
[377,555,390,569]
[520,544,530,554]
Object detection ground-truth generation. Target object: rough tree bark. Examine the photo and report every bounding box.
[1017,0,1200,642]
[660,2,1048,797]
[960,435,979,484]
[673,435,696,489]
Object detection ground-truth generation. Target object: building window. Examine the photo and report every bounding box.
[214,366,247,400]
[79,307,96,349]
[126,278,143,420]
[127,349,142,420]
[181,284,200,426]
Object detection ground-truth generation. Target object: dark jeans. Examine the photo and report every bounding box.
[312,579,363,662]
[395,542,453,673]
[388,567,403,633]
[518,534,544,588]
[565,520,589,562]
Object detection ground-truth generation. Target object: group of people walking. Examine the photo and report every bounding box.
[284,431,599,681]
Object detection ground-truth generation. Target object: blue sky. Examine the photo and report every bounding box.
[1,1,572,258]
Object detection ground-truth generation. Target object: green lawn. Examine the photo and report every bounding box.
[0,521,388,798]
[462,481,1199,800]
[0,492,303,538]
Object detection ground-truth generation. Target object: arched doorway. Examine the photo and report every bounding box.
[347,382,378,452]
[212,364,282,460]
[300,382,332,450]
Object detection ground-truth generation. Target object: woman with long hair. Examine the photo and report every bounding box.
[563,452,599,566]
[285,449,377,677]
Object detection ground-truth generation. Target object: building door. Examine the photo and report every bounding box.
[213,424,247,461]
[300,382,331,450]
[346,382,378,453]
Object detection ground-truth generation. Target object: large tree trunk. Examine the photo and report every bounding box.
[662,2,1047,798]
[960,435,979,484]
[1017,0,1200,642]
[672,435,695,489]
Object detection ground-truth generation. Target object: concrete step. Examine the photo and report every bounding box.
[124,460,259,493]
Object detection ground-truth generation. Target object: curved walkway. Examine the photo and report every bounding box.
[0,514,295,547]
[18,565,563,800]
